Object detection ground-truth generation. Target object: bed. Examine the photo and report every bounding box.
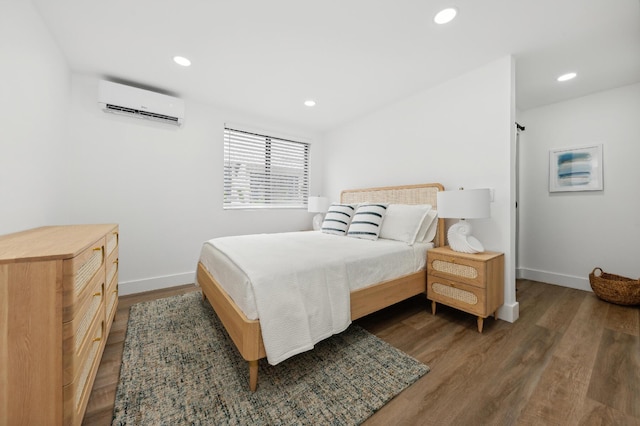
[196,183,445,391]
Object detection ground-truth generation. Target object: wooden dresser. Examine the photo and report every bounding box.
[0,224,119,426]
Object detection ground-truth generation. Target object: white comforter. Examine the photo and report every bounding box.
[204,231,426,365]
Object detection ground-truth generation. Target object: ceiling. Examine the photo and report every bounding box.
[33,0,640,133]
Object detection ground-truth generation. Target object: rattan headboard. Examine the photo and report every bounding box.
[340,183,445,247]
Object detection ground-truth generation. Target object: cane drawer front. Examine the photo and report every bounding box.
[63,315,105,426]
[427,250,486,288]
[427,275,487,316]
[62,240,105,322]
[106,284,118,325]
[62,278,104,385]
[106,276,118,326]
[106,228,119,259]
[106,247,118,291]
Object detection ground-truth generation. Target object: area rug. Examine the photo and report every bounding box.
[112,291,429,425]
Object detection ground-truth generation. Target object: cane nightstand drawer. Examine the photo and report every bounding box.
[427,252,486,288]
[427,275,486,316]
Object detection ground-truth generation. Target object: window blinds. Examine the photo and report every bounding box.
[224,126,310,209]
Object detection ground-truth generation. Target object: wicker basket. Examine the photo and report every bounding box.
[589,267,640,306]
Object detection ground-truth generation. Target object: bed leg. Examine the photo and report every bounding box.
[249,360,258,391]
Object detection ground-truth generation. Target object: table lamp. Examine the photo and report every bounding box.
[307,196,330,230]
[436,188,491,253]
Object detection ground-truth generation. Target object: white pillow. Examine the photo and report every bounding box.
[321,203,357,236]
[347,203,388,240]
[379,204,432,245]
[416,209,438,243]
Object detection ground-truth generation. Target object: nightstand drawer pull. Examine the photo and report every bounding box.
[432,282,478,305]
[432,260,478,279]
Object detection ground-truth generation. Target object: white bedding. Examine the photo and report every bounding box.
[197,231,432,365]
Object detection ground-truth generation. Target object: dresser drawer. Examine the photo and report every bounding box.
[106,229,119,258]
[106,285,118,329]
[106,248,118,290]
[427,251,486,288]
[62,278,104,385]
[63,315,105,426]
[62,239,105,321]
[427,275,487,317]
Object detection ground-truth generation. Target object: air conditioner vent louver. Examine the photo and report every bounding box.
[98,80,184,126]
[105,104,180,124]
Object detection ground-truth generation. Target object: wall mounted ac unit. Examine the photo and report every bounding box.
[98,80,184,126]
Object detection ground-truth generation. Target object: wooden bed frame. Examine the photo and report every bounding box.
[197,183,445,391]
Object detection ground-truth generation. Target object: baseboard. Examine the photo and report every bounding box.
[496,301,519,323]
[119,271,196,296]
[517,267,591,292]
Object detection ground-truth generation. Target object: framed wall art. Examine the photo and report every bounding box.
[549,144,603,192]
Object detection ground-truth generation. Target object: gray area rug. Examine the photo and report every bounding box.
[113,291,429,425]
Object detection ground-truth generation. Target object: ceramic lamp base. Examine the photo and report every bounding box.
[447,220,485,253]
[312,213,324,231]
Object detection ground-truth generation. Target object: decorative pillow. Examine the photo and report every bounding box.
[321,203,357,236]
[416,209,438,243]
[379,204,432,245]
[347,203,388,240]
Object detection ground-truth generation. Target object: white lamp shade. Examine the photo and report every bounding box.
[436,189,490,219]
[307,196,330,213]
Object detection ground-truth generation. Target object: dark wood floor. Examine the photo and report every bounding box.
[83,280,640,425]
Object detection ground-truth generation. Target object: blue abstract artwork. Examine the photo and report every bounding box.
[549,145,603,192]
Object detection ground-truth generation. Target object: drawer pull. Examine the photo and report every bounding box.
[93,247,102,252]
[93,292,102,297]
[92,337,101,343]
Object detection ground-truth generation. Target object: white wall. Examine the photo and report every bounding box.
[518,83,640,290]
[323,56,518,322]
[0,1,322,295]
[0,0,70,235]
[61,75,323,294]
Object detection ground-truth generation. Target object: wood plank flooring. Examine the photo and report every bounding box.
[82,280,640,425]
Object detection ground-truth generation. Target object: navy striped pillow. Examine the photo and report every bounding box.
[321,204,357,236]
[347,203,388,240]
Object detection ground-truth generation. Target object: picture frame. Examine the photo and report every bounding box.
[549,144,603,192]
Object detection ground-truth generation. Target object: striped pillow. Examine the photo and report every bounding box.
[347,203,388,240]
[321,203,357,236]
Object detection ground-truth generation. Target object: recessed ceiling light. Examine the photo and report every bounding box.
[434,8,457,24]
[173,56,191,67]
[304,100,316,107]
[557,72,577,82]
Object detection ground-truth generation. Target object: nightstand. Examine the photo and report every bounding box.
[427,246,504,332]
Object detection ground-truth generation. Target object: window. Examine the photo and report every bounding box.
[224,126,310,209]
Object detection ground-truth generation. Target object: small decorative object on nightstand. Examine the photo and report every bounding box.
[436,188,491,253]
[308,196,330,230]
[427,245,504,332]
